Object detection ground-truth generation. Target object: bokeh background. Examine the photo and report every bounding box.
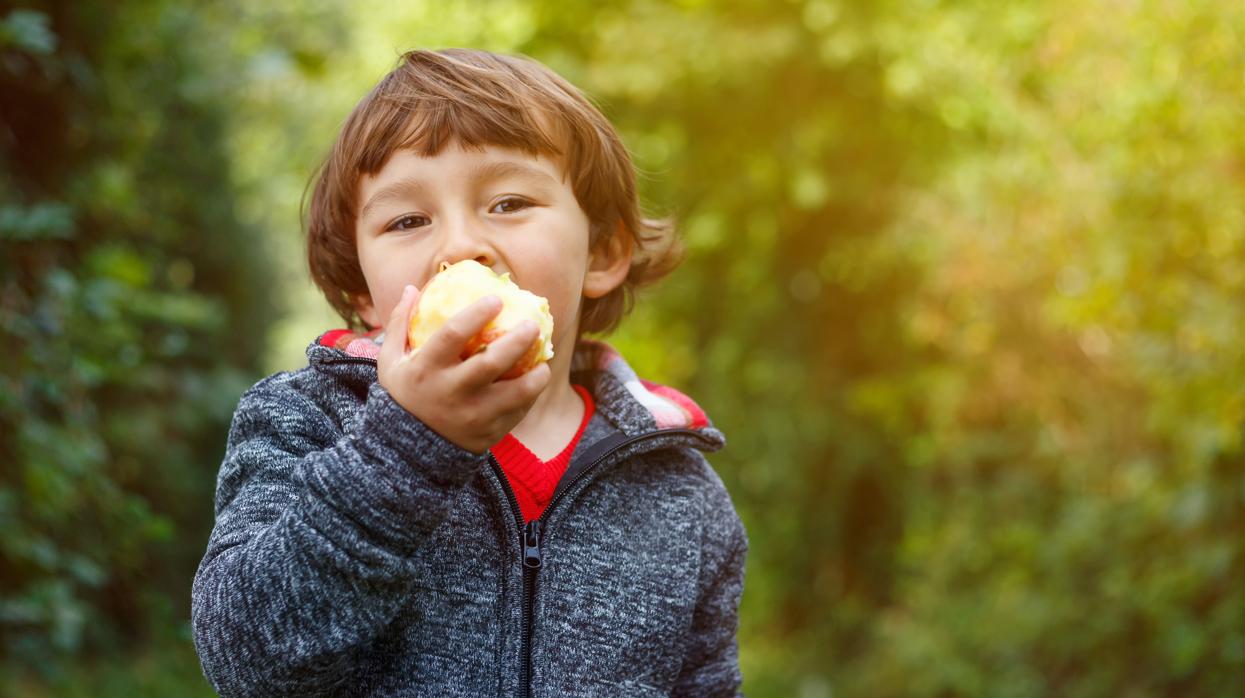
[3,1,1244,695]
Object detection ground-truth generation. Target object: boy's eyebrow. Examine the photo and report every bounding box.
[469,160,560,189]
[359,179,429,221]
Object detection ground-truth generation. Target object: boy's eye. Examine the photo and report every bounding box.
[490,197,532,214]
[386,214,429,232]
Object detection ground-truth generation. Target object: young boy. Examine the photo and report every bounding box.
[192,48,747,697]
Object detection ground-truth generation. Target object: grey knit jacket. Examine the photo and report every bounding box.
[191,337,747,697]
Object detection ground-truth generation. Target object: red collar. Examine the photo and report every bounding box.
[490,385,595,522]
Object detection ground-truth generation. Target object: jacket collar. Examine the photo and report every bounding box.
[306,331,725,452]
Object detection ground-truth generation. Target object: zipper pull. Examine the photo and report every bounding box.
[523,520,543,569]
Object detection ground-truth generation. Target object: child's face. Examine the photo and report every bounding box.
[352,141,607,357]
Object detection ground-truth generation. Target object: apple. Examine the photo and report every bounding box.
[407,259,554,379]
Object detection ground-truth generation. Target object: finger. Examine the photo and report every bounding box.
[459,319,541,387]
[378,284,419,368]
[484,360,551,413]
[420,295,503,365]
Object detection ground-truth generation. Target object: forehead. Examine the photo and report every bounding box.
[349,101,573,197]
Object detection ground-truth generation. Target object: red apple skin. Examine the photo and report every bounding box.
[459,327,545,380]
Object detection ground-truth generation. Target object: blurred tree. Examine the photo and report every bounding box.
[0,1,284,691]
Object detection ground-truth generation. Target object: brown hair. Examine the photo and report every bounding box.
[304,48,682,334]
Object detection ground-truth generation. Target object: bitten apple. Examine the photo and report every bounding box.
[407,260,555,379]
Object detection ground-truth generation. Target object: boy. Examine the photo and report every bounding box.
[192,48,747,697]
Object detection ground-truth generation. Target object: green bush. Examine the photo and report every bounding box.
[0,3,272,690]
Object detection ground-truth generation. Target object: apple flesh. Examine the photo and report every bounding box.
[407,260,554,379]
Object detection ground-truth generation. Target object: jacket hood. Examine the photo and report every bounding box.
[307,330,725,451]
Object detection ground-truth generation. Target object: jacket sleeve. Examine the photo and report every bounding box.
[672,476,749,697]
[191,376,488,697]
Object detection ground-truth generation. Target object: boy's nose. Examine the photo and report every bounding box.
[436,253,493,271]
[434,217,495,272]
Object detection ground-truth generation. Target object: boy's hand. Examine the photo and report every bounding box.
[376,285,552,454]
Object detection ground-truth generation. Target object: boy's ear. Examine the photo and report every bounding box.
[583,222,633,299]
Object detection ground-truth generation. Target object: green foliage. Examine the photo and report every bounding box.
[5,0,1245,695]
[0,1,274,691]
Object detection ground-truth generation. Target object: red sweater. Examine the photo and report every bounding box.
[490,385,595,522]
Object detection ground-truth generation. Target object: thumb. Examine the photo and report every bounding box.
[378,285,420,369]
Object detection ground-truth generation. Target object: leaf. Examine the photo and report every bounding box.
[0,10,57,56]
[0,203,75,241]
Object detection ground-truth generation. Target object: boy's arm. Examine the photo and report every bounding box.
[191,375,487,698]
[672,472,749,697]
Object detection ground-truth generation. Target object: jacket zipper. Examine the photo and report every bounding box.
[487,455,540,698]
[318,354,379,367]
[488,427,714,697]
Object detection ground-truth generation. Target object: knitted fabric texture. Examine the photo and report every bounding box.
[192,336,747,697]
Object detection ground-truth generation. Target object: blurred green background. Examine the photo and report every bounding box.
[3,1,1244,695]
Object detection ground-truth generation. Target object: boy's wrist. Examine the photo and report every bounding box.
[358,381,489,487]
